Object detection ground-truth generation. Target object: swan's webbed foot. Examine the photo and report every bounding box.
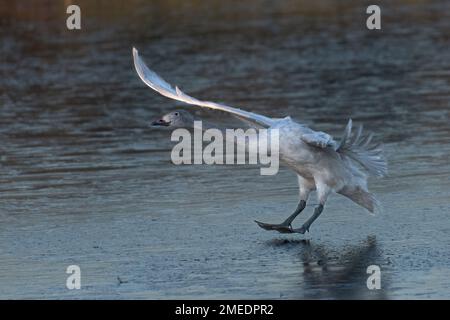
[255,220,309,234]
[254,220,293,233]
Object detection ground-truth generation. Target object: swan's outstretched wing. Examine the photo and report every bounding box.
[301,132,337,149]
[133,48,274,128]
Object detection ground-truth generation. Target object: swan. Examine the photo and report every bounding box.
[133,48,387,234]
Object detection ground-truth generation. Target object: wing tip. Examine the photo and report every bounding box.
[132,47,140,65]
[132,47,145,81]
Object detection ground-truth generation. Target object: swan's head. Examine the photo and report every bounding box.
[151,110,194,128]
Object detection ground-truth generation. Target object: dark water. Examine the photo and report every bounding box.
[1,0,449,299]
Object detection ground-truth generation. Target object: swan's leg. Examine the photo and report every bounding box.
[293,182,330,234]
[255,176,312,233]
[255,200,306,233]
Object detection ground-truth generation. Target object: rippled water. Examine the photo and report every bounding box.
[1,0,449,299]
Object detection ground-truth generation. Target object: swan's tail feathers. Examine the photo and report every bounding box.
[337,119,387,178]
[338,186,381,214]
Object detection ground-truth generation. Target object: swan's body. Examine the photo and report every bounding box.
[133,48,387,234]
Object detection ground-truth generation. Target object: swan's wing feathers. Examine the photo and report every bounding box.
[133,48,178,99]
[133,48,274,127]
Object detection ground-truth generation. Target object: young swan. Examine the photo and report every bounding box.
[135,48,387,235]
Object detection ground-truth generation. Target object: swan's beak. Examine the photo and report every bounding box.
[151,119,171,127]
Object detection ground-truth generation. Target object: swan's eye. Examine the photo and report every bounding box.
[174,112,179,116]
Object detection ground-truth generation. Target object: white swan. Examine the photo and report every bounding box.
[133,48,387,234]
